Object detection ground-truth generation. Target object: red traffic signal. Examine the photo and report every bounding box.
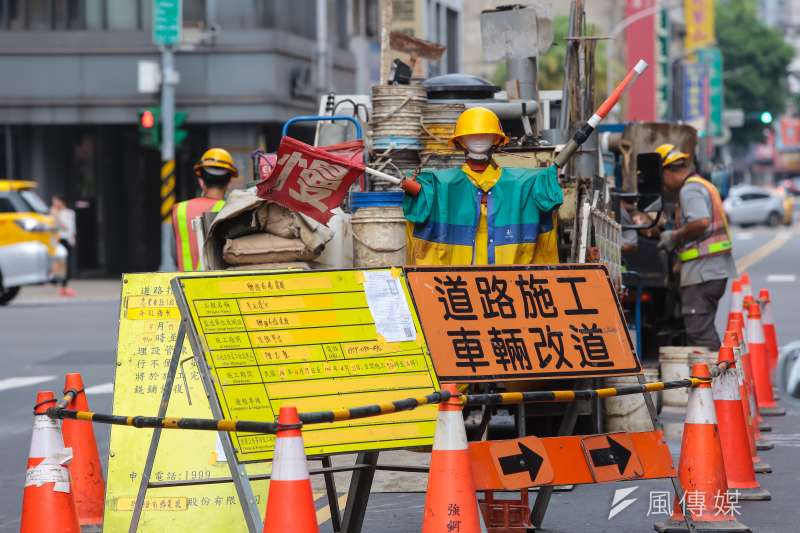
[140,110,155,129]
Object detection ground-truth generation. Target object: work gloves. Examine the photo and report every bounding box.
[658,230,677,252]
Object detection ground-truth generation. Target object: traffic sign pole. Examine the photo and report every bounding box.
[158,46,178,271]
[153,0,182,271]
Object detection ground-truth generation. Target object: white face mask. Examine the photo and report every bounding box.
[461,134,498,160]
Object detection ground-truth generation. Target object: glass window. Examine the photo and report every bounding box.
[0,196,15,213]
[54,0,86,30]
[184,0,205,26]
[106,0,137,30]
[20,190,50,214]
[139,0,151,29]
[85,0,102,29]
[27,0,52,30]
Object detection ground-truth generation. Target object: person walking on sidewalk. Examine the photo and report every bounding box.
[656,144,736,350]
[50,195,76,297]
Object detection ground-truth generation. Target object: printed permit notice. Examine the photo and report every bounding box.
[363,270,416,343]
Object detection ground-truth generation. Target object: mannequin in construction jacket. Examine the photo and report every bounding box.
[402,107,563,265]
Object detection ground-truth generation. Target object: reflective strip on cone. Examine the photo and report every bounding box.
[270,436,309,481]
[433,410,469,451]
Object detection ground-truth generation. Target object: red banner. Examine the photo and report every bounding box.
[625,0,657,121]
[256,136,365,224]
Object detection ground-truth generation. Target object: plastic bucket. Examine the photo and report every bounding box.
[659,346,708,408]
[350,191,404,212]
[351,202,407,267]
[603,368,660,432]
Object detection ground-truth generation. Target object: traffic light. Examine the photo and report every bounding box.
[174,111,188,149]
[138,107,161,149]
[760,111,773,125]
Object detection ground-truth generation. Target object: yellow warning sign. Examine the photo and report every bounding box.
[175,269,440,462]
[104,273,269,533]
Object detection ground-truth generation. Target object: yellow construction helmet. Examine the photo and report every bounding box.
[193,147,239,178]
[449,107,509,148]
[655,143,690,167]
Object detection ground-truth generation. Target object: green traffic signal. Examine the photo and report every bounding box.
[174,111,188,149]
[760,111,773,124]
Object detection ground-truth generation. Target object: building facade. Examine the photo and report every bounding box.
[0,0,356,274]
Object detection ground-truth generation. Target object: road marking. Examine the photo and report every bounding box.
[735,229,795,273]
[735,232,753,240]
[85,382,114,395]
[317,493,348,526]
[0,375,56,392]
[762,434,800,447]
[766,274,797,283]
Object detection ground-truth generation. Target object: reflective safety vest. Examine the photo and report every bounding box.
[677,176,732,262]
[171,197,225,271]
[403,165,563,265]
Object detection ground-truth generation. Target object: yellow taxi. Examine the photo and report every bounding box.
[0,180,60,304]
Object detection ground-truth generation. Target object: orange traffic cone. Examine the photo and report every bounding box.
[732,314,772,443]
[654,364,751,532]
[422,384,481,533]
[61,373,105,526]
[746,302,785,416]
[725,279,744,333]
[723,329,770,474]
[20,391,81,533]
[712,346,770,501]
[758,289,779,370]
[263,406,318,533]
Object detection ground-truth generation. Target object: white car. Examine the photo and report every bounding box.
[723,185,786,227]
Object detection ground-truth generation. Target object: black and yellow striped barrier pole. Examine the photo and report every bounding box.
[46,378,709,434]
[158,159,177,270]
[160,159,176,223]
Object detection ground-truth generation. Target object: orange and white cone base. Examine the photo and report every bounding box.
[61,373,105,526]
[262,406,318,533]
[758,289,779,371]
[746,303,785,416]
[422,384,481,533]
[20,391,81,533]
[712,350,770,501]
[655,364,751,533]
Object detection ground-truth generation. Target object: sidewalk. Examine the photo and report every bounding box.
[9,279,122,306]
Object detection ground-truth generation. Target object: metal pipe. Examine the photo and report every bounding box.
[316,0,330,92]
[464,100,539,119]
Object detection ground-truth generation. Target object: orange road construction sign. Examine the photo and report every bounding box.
[469,431,674,490]
[405,265,640,382]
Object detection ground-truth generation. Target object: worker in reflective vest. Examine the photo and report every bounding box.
[656,143,736,350]
[172,147,238,271]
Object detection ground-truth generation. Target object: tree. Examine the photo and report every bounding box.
[716,0,794,144]
[491,15,608,104]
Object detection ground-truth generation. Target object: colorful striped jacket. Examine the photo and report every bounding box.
[403,165,563,265]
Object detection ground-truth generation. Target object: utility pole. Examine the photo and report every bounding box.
[316,0,330,92]
[153,0,181,271]
[159,46,178,271]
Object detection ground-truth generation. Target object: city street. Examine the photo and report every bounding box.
[1,224,798,532]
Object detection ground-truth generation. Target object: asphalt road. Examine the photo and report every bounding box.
[0,223,798,532]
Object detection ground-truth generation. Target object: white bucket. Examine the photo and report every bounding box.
[659,346,708,407]
[351,206,407,268]
[603,368,660,432]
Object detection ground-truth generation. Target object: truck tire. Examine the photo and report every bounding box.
[0,286,20,305]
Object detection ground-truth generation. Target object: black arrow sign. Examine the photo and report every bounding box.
[498,442,544,482]
[589,436,632,475]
